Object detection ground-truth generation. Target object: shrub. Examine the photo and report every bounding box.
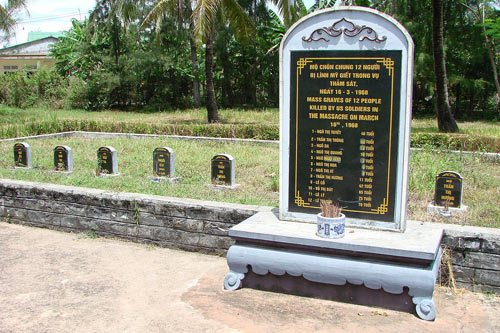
[0,68,68,109]
[411,133,500,152]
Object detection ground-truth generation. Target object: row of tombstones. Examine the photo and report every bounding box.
[13,142,464,207]
[13,142,237,187]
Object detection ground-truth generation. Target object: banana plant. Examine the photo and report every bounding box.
[265,0,339,54]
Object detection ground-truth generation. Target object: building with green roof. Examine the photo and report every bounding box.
[0,33,63,74]
[27,32,65,42]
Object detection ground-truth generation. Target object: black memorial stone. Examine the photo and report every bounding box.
[97,146,118,175]
[434,171,463,208]
[153,147,174,178]
[14,142,31,168]
[211,154,234,186]
[54,145,73,172]
[288,50,401,222]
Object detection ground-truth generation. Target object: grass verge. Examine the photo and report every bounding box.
[0,136,279,207]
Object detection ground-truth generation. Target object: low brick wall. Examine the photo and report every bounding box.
[441,225,500,293]
[0,179,271,255]
[1,179,499,293]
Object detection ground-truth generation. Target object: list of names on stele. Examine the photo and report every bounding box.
[289,50,401,222]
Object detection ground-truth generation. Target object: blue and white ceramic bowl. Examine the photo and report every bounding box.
[316,213,346,239]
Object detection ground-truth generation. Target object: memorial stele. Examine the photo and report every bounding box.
[280,6,413,231]
[224,7,443,321]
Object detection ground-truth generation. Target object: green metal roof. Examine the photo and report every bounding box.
[27,31,64,42]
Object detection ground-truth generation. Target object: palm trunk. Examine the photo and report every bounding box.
[485,37,500,105]
[250,0,257,107]
[220,43,232,108]
[482,26,500,109]
[189,32,201,108]
[205,30,219,123]
[431,0,458,132]
[391,0,398,16]
[187,5,201,108]
[250,49,257,107]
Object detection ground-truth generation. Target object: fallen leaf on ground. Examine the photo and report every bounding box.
[371,310,388,316]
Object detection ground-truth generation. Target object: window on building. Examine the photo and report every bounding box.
[3,66,19,71]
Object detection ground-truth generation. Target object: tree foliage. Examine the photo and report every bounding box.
[0,0,490,124]
[373,0,499,120]
[0,0,28,41]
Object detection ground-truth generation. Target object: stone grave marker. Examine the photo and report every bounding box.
[13,142,31,168]
[54,145,73,172]
[428,171,467,214]
[211,154,237,188]
[279,7,414,231]
[153,147,174,178]
[97,146,118,176]
[434,171,463,208]
[151,147,179,182]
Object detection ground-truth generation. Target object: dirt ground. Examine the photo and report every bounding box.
[1,222,499,333]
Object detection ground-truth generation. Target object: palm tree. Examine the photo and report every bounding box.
[266,0,339,54]
[431,0,458,132]
[145,0,254,123]
[88,0,140,66]
[459,1,500,111]
[143,0,202,108]
[0,0,28,41]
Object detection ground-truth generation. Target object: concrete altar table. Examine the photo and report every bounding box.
[224,212,443,321]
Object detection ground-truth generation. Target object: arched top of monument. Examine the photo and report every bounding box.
[280,6,413,54]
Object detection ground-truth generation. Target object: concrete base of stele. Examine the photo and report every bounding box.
[224,211,443,321]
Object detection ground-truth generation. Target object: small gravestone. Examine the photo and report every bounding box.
[211,154,238,188]
[428,171,467,214]
[97,146,119,176]
[150,147,179,183]
[13,142,31,168]
[54,145,73,172]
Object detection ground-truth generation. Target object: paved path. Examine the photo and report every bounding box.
[1,222,499,332]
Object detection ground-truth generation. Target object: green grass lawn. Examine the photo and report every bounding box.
[411,118,500,139]
[1,136,280,207]
[2,107,499,149]
[1,136,498,228]
[0,106,280,126]
[0,106,281,141]
[2,106,498,137]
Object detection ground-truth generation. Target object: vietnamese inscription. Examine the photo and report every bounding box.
[434,172,463,208]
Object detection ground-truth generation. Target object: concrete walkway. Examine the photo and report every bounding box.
[1,222,499,332]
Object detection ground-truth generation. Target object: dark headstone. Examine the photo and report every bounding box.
[287,50,401,223]
[211,154,235,186]
[97,146,118,175]
[54,145,73,172]
[14,142,31,168]
[153,147,175,178]
[434,171,463,208]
